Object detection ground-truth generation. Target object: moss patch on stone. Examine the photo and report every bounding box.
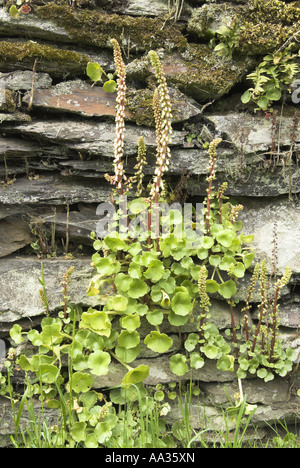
[127,45,255,102]
[35,3,188,52]
[188,0,300,56]
[0,41,90,77]
[0,90,16,113]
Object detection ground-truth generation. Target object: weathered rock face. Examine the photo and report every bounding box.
[0,0,299,445]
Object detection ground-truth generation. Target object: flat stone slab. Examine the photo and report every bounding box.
[240,199,300,275]
[207,111,300,155]
[0,256,98,323]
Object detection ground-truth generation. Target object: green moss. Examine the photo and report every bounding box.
[35,3,188,52]
[0,41,90,76]
[165,44,255,101]
[127,45,255,102]
[0,90,16,113]
[126,89,155,127]
[238,0,300,54]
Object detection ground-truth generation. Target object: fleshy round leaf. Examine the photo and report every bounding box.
[86,62,104,83]
[39,364,59,384]
[190,352,205,370]
[202,344,219,360]
[144,331,173,353]
[10,324,24,344]
[115,273,133,292]
[70,422,87,443]
[171,291,193,316]
[170,354,189,376]
[218,280,237,299]
[80,310,111,337]
[103,79,117,93]
[206,279,219,293]
[202,236,214,249]
[128,279,150,299]
[71,372,94,393]
[120,314,140,331]
[144,259,165,283]
[118,330,140,349]
[88,350,111,376]
[122,365,150,388]
[115,344,140,363]
[217,355,235,372]
[106,295,128,312]
[146,309,164,326]
[216,229,236,248]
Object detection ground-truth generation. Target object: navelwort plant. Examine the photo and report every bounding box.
[3,40,298,447]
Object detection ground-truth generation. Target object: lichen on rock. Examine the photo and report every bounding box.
[0,40,90,77]
[35,2,188,52]
[127,44,255,102]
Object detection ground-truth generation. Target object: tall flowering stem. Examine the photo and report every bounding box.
[105,38,127,195]
[269,266,292,362]
[148,51,173,204]
[198,266,211,340]
[205,138,222,233]
[134,136,147,197]
[251,260,267,354]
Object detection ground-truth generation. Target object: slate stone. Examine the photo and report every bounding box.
[0,256,98,323]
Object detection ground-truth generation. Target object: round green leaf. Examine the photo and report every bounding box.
[46,399,60,409]
[128,279,150,299]
[103,235,126,251]
[218,280,237,299]
[86,62,104,83]
[184,333,199,352]
[219,255,235,271]
[146,309,164,326]
[106,295,128,312]
[70,422,87,443]
[128,262,142,279]
[95,257,120,276]
[144,259,165,283]
[9,5,20,19]
[170,354,189,376]
[122,365,150,388]
[209,255,221,267]
[71,372,94,393]
[39,364,59,384]
[171,291,193,316]
[168,310,189,326]
[103,79,117,93]
[202,344,219,360]
[120,314,140,331]
[216,229,236,248]
[217,355,235,372]
[88,350,111,376]
[243,252,255,269]
[144,331,173,353]
[80,310,111,337]
[10,324,23,344]
[118,330,140,349]
[190,352,205,370]
[129,199,148,214]
[206,279,219,293]
[115,273,133,292]
[266,88,281,101]
[233,262,246,278]
[202,236,214,249]
[115,344,140,363]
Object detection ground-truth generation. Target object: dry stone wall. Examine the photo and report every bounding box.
[0,0,299,444]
